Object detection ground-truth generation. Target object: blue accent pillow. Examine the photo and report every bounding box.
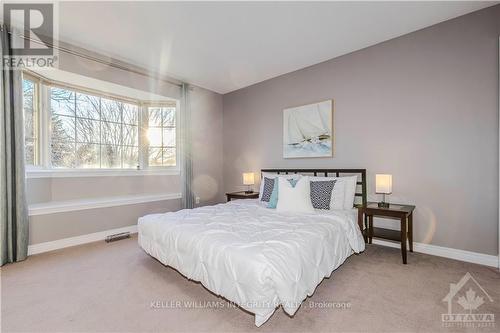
[267,178,298,208]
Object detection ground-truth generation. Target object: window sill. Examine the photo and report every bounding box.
[26,168,181,179]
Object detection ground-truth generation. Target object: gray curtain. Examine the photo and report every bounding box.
[0,25,29,266]
[180,83,194,209]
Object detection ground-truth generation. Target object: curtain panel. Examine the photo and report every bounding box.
[180,83,194,209]
[0,25,29,266]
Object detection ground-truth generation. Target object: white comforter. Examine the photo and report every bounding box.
[138,199,365,326]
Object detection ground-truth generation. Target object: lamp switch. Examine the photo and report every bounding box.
[195,197,200,204]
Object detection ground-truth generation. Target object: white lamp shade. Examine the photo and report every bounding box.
[376,174,392,194]
[242,172,255,185]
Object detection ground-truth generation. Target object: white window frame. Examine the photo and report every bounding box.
[22,72,180,178]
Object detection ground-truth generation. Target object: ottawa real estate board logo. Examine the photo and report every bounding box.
[3,2,58,69]
[442,272,495,328]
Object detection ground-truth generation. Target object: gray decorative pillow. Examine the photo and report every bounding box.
[310,180,336,210]
[260,177,275,202]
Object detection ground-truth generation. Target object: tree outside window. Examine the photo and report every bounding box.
[22,75,177,171]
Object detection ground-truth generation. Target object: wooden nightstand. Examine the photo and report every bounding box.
[226,191,259,201]
[359,202,416,264]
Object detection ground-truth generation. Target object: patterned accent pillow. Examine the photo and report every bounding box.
[310,180,336,210]
[260,177,275,202]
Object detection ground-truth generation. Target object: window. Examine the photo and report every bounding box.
[147,106,176,167]
[22,78,38,165]
[21,73,178,172]
[50,87,139,169]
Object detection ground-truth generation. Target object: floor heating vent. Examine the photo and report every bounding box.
[105,232,131,243]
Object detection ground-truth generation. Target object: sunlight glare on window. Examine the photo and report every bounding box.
[147,128,162,146]
[147,106,176,167]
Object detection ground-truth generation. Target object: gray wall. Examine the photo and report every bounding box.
[28,45,224,245]
[27,175,181,204]
[29,200,181,244]
[191,86,225,205]
[223,6,500,255]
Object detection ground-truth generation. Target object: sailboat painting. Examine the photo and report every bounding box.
[283,100,333,158]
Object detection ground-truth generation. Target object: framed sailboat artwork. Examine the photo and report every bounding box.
[283,100,334,158]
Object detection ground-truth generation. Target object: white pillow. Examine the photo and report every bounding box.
[342,175,358,209]
[259,172,301,199]
[309,176,345,210]
[276,177,315,213]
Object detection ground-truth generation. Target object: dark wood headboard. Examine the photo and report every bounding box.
[260,168,367,207]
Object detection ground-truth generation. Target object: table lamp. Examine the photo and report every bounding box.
[242,172,255,194]
[376,174,392,208]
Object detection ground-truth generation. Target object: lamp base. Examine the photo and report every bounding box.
[378,202,390,208]
[244,185,253,194]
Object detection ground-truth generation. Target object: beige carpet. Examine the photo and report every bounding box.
[1,236,499,333]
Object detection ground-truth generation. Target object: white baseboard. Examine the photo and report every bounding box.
[372,239,499,268]
[28,225,138,255]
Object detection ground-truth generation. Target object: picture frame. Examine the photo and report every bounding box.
[283,99,334,158]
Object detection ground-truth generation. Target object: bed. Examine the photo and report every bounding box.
[138,168,367,326]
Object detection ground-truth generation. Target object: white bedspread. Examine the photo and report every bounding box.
[138,199,365,326]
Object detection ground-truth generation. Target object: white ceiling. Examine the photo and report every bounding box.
[42,2,500,93]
